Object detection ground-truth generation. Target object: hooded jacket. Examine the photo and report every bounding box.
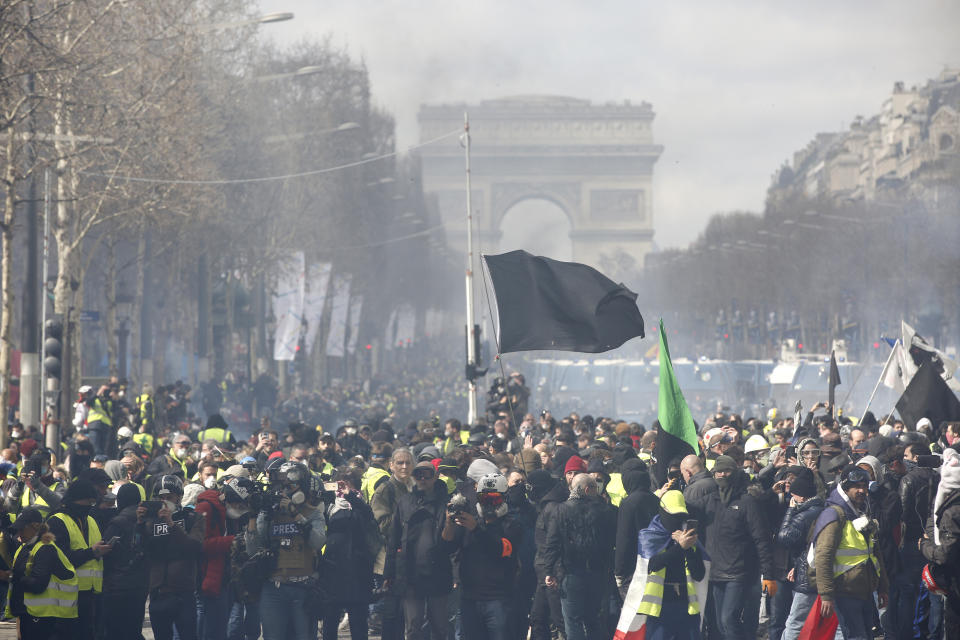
[533,481,569,579]
[775,497,825,594]
[691,469,774,581]
[541,493,616,581]
[195,489,235,595]
[810,486,887,602]
[102,504,148,593]
[614,469,659,579]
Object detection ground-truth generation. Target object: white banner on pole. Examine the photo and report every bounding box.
[384,308,398,351]
[303,263,332,356]
[347,296,364,354]
[395,305,416,347]
[325,275,352,358]
[272,252,305,361]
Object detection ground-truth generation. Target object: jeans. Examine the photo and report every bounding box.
[103,589,147,640]
[883,567,919,640]
[834,595,874,640]
[644,600,701,640]
[227,600,260,640]
[151,591,198,640]
[86,424,108,455]
[403,594,448,640]
[768,580,793,640]
[461,599,509,640]
[560,573,603,640]
[709,579,761,640]
[198,589,232,640]
[77,590,96,640]
[259,582,311,640]
[914,586,944,640]
[322,602,368,640]
[782,591,818,640]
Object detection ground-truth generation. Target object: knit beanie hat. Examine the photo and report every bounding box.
[790,468,817,499]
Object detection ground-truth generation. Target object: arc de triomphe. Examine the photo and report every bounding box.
[416,95,663,268]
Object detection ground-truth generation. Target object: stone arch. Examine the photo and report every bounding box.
[497,196,574,261]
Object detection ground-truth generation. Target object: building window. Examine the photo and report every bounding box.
[940,133,954,152]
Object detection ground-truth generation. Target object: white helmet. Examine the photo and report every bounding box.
[117,426,134,440]
[744,434,770,454]
[477,472,508,494]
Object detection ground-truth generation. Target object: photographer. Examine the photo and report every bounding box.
[321,467,379,640]
[141,475,205,640]
[196,476,257,640]
[250,461,326,640]
[7,450,65,518]
[447,472,520,640]
[386,460,456,640]
[101,483,147,640]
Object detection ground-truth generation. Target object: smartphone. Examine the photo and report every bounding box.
[142,500,163,517]
[323,482,338,492]
[785,445,797,460]
[106,536,121,546]
[682,519,699,532]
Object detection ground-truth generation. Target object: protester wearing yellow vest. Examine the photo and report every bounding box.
[617,490,707,640]
[85,386,114,456]
[136,385,155,432]
[16,453,65,518]
[196,413,237,447]
[46,480,115,640]
[6,508,79,638]
[810,467,888,639]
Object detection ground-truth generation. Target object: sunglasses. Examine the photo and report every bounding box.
[478,492,504,507]
[413,470,435,480]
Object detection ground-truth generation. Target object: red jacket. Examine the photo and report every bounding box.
[195,489,235,595]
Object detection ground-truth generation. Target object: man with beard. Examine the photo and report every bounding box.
[542,473,617,640]
[689,454,774,640]
[810,465,888,640]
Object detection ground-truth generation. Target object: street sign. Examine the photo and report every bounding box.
[79,310,100,322]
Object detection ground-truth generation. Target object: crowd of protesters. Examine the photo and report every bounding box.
[0,367,959,640]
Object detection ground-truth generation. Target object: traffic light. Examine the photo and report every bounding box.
[43,318,63,382]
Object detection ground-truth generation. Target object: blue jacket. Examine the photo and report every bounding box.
[775,497,824,593]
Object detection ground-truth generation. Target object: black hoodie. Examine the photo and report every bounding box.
[533,480,569,578]
[614,470,659,578]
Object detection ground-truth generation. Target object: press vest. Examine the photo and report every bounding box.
[270,508,318,580]
[6,541,78,619]
[21,482,60,518]
[49,513,103,593]
[86,398,112,427]
[362,466,391,503]
[635,556,701,618]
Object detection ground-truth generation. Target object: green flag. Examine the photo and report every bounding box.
[657,318,700,453]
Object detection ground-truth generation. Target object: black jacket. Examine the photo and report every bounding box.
[870,477,903,579]
[533,481,569,579]
[385,479,456,597]
[921,488,960,581]
[9,534,75,618]
[457,516,520,601]
[322,492,379,603]
[614,472,659,579]
[102,504,148,594]
[775,497,825,593]
[900,466,936,546]
[542,495,617,581]
[690,471,774,581]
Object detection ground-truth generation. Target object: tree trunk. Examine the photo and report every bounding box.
[130,220,146,384]
[0,132,17,448]
[105,233,117,376]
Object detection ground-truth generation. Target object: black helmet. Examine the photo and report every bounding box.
[154,475,184,497]
[222,477,256,504]
[278,461,309,490]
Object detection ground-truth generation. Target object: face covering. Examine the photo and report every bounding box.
[67,503,92,519]
[505,484,526,505]
[226,505,248,520]
[290,490,306,505]
[163,500,178,514]
[714,475,730,491]
[173,448,188,460]
[23,533,39,546]
[345,427,357,436]
[203,477,217,489]
[903,459,917,472]
[659,508,685,532]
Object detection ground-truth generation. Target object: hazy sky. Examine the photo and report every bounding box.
[257,0,960,248]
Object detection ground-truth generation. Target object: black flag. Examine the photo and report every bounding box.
[483,250,645,354]
[828,350,841,417]
[895,360,960,430]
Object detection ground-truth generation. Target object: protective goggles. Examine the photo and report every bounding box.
[477,492,505,508]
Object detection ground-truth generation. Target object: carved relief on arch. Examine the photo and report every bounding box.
[490,182,581,230]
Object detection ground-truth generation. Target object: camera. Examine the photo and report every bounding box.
[446,493,469,516]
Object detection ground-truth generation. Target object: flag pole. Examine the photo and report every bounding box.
[463,113,479,425]
[859,339,899,425]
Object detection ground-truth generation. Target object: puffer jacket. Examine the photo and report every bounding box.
[810,487,887,602]
[775,496,825,594]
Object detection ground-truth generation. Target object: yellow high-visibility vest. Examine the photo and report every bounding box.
[606,473,627,507]
[833,519,879,578]
[361,466,391,503]
[21,482,60,518]
[5,541,78,619]
[133,433,155,454]
[49,513,103,593]
[197,427,232,444]
[636,555,701,618]
[86,398,112,427]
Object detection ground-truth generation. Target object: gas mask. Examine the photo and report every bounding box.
[162,500,178,514]
[345,427,358,436]
[226,505,248,520]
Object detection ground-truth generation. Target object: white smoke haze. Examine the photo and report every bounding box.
[256,0,960,248]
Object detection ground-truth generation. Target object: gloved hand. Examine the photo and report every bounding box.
[762,579,778,597]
